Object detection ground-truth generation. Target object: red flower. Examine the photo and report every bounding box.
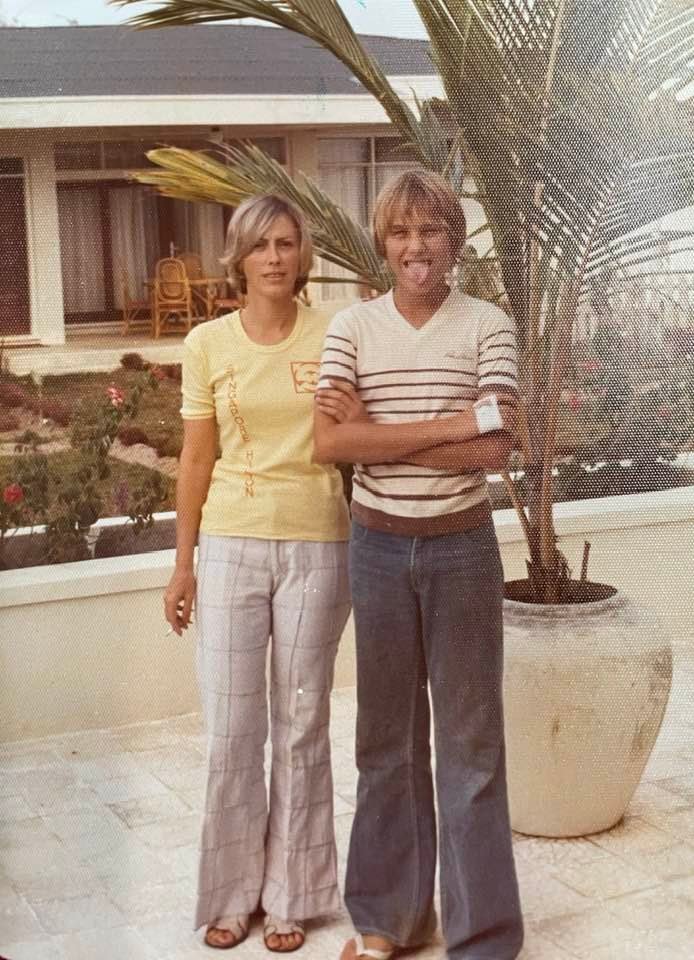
[567,393,583,411]
[107,386,125,408]
[656,404,671,419]
[150,365,167,382]
[3,483,24,505]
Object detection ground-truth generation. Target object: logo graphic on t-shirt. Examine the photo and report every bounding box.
[290,361,320,394]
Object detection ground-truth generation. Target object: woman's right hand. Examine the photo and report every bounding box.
[164,566,197,636]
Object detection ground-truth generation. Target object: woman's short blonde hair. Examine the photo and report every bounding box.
[220,194,313,295]
[372,170,466,260]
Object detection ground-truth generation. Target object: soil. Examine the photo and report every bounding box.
[504,579,618,605]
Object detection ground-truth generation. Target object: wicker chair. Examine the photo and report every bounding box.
[119,266,152,335]
[181,252,212,320]
[211,281,242,317]
[180,252,203,280]
[152,258,193,338]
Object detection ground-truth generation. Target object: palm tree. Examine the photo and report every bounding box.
[114,0,694,602]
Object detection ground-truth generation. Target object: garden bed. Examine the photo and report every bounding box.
[2,351,692,570]
[0,359,184,459]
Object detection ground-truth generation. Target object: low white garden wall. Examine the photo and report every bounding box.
[1,487,692,742]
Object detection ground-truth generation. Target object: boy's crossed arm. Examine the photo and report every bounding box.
[313,379,517,472]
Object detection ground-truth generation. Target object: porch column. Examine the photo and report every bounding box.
[288,130,322,303]
[26,136,65,345]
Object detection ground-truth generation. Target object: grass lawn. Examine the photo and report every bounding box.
[0,450,175,519]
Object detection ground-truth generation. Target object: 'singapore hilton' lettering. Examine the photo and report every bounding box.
[244,448,255,499]
[227,367,256,497]
[227,368,250,442]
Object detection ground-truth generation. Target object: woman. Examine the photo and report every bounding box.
[165,194,351,952]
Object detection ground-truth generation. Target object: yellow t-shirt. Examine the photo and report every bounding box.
[181,304,350,542]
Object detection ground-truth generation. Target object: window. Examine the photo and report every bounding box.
[55,141,103,171]
[317,136,419,299]
[55,136,287,173]
[0,157,24,176]
[0,158,30,335]
[232,137,287,164]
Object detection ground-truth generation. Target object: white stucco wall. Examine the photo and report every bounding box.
[1,488,692,742]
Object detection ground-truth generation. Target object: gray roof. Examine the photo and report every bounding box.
[0,24,435,99]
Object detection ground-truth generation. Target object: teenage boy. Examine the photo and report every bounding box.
[313,171,523,960]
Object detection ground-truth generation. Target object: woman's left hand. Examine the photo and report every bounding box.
[315,379,369,424]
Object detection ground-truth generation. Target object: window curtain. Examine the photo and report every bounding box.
[58,185,105,314]
[109,187,159,308]
[317,139,370,301]
[195,202,225,275]
[172,200,225,274]
[374,162,418,197]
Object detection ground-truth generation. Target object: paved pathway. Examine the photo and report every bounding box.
[1,665,693,960]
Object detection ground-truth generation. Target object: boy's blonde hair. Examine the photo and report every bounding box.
[220,194,313,295]
[372,170,466,259]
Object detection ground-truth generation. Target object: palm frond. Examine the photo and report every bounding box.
[134,143,389,291]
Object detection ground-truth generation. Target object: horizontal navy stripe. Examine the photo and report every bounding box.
[321,360,356,373]
[359,377,477,391]
[363,394,476,403]
[478,327,516,349]
[358,366,477,379]
[354,477,486,502]
[368,407,469,415]
[322,346,357,360]
[478,354,518,366]
[365,469,472,479]
[480,342,518,355]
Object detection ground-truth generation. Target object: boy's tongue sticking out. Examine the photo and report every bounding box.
[404,260,431,286]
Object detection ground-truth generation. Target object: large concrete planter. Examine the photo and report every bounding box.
[503,585,673,837]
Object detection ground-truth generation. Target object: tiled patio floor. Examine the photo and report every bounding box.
[2,668,694,960]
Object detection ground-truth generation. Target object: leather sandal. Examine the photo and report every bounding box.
[204,914,250,950]
[341,934,396,960]
[263,914,306,952]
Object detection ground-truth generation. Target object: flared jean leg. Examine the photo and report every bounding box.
[417,523,523,960]
[345,525,438,947]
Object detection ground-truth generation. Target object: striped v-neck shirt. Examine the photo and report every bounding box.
[319,289,518,535]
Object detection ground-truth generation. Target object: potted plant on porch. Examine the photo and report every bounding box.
[117,0,694,836]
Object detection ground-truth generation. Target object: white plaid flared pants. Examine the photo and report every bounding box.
[194,534,351,929]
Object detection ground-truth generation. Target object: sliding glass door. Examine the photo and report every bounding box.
[0,159,31,336]
[57,182,224,324]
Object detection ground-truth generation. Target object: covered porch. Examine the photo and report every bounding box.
[3,326,188,378]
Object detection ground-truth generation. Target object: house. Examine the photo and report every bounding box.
[0,23,443,346]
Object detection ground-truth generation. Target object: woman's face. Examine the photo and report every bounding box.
[240,213,301,300]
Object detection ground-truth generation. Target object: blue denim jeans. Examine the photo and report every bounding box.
[344,521,523,960]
